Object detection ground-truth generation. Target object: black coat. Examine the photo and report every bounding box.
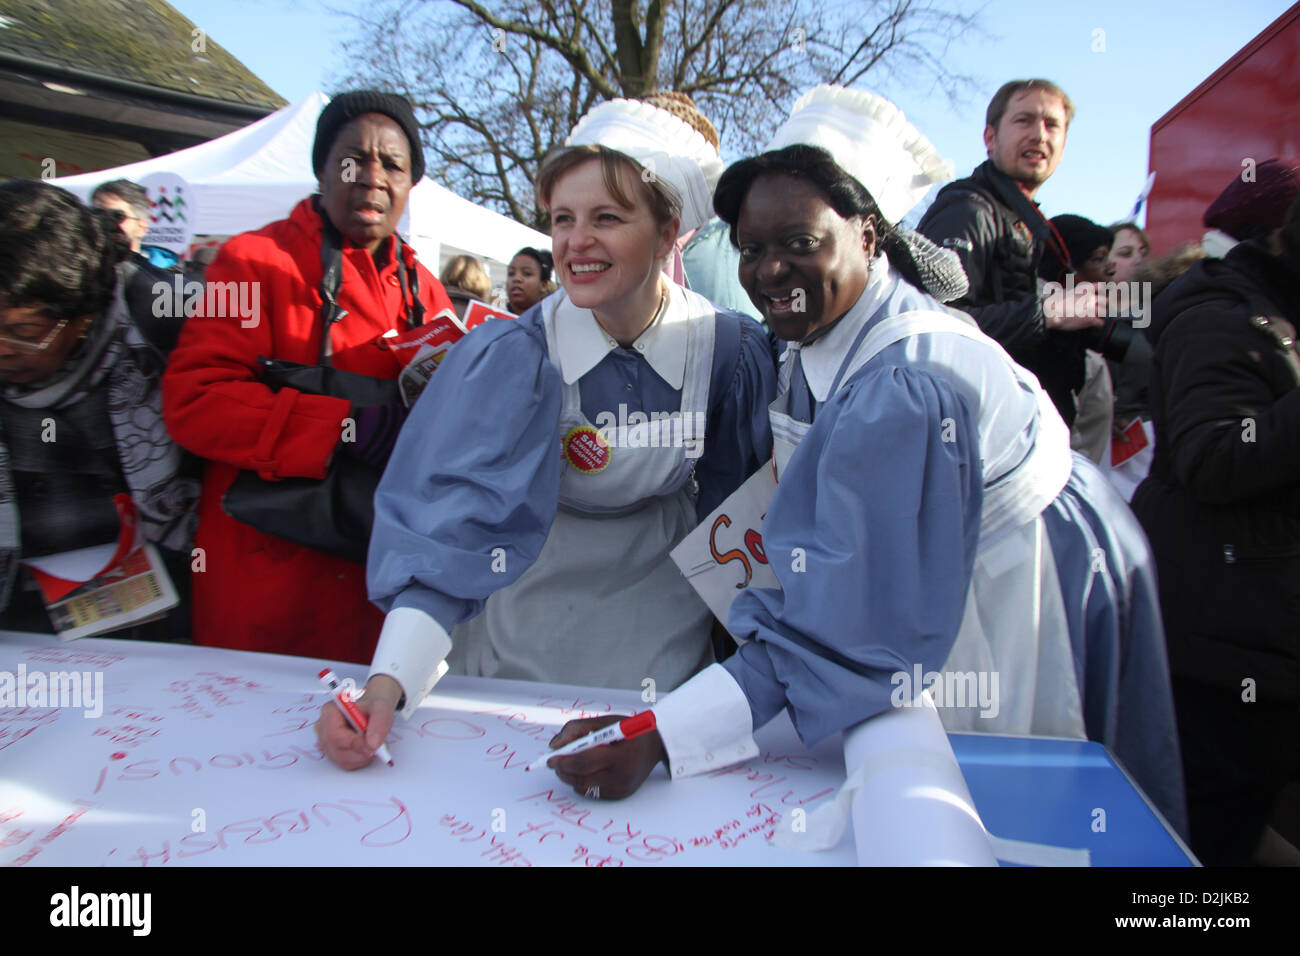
[1131,242,1300,700]
[120,253,189,354]
[917,160,1132,425]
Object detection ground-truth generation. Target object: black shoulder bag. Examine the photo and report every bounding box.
[222,218,422,564]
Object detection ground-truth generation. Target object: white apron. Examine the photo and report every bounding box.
[770,308,1087,739]
[450,285,717,691]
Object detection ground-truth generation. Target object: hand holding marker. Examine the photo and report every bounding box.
[527,710,657,771]
[318,668,394,767]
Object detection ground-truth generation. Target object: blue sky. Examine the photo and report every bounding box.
[170,0,1297,227]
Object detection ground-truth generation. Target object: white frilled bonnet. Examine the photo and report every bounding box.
[565,98,725,236]
[767,85,954,224]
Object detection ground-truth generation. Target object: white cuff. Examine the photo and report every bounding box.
[653,663,758,778]
[368,607,453,721]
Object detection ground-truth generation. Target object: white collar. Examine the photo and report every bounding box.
[799,256,895,402]
[553,284,690,389]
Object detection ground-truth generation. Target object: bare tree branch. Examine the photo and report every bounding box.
[329,0,987,229]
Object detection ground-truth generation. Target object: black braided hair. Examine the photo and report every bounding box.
[713,143,931,292]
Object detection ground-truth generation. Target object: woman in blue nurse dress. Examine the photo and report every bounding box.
[315,99,775,773]
[546,87,1185,836]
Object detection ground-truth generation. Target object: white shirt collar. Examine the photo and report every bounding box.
[800,255,895,402]
[553,284,689,389]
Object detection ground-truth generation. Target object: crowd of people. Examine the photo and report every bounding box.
[1,78,1296,868]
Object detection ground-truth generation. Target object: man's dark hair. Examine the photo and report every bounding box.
[0,180,130,321]
[90,178,150,220]
[712,143,928,293]
[985,79,1075,130]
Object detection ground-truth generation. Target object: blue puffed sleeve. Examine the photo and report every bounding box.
[366,312,564,632]
[723,364,984,745]
[694,312,778,520]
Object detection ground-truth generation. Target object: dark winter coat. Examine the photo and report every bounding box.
[1131,242,1300,700]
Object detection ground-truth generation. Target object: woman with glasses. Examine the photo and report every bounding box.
[0,180,199,637]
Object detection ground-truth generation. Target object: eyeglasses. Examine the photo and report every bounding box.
[0,318,71,353]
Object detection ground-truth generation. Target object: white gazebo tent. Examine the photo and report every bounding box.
[52,92,549,287]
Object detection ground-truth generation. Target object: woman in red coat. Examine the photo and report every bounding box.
[163,91,453,663]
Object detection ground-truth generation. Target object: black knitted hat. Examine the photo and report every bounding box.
[313,90,425,182]
[1038,214,1112,281]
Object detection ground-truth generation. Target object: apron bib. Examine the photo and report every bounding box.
[450,286,717,691]
[769,309,1086,739]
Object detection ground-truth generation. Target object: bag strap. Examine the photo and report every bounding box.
[317,214,425,367]
[395,235,425,330]
[318,213,346,368]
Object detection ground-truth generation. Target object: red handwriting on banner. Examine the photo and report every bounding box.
[264,693,326,736]
[21,648,124,668]
[515,789,684,864]
[530,696,614,719]
[0,708,59,753]
[706,759,836,808]
[688,802,783,850]
[484,741,532,770]
[470,706,560,742]
[118,795,412,865]
[270,694,322,717]
[568,844,623,867]
[1,800,94,867]
[759,751,819,771]
[438,814,533,866]
[90,707,165,750]
[105,745,325,784]
[164,673,268,719]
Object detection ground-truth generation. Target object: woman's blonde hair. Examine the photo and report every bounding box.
[535,144,681,228]
[439,254,491,301]
[1109,222,1151,253]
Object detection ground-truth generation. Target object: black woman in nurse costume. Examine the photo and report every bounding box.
[544,87,1186,836]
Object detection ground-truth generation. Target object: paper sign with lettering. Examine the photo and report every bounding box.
[670,465,779,636]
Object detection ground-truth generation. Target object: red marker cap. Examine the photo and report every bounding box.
[619,711,657,738]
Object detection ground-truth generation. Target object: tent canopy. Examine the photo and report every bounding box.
[52,92,549,270]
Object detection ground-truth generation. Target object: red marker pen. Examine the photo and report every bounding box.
[526,711,657,771]
[318,668,394,767]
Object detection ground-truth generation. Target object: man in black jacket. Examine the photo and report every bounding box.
[91,179,186,353]
[918,79,1133,426]
[1133,194,1300,865]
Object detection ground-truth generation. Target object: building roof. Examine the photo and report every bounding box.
[0,0,285,111]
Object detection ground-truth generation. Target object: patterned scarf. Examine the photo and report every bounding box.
[0,287,199,607]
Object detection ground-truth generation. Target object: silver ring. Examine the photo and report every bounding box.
[585,786,600,800]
